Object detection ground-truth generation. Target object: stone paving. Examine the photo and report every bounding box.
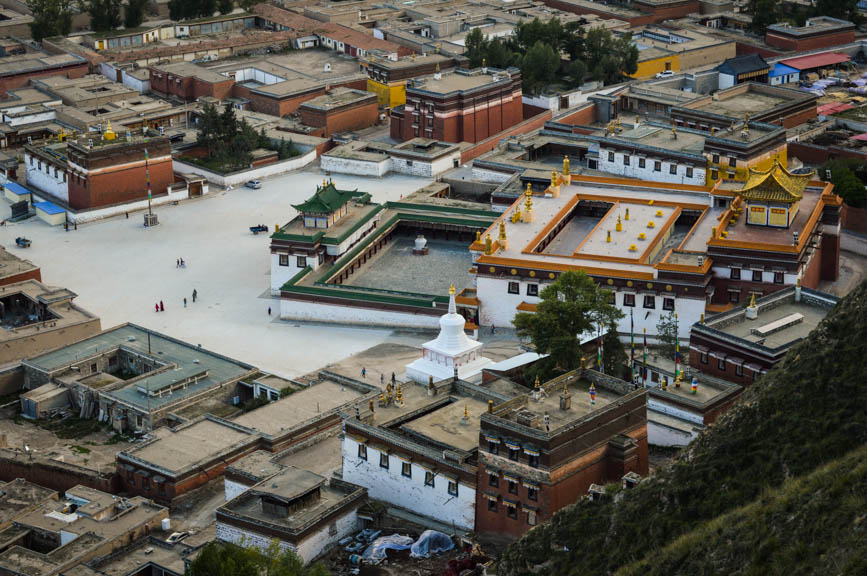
[343,236,475,295]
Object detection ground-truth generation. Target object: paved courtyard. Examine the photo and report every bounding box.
[0,166,434,378]
[343,236,475,295]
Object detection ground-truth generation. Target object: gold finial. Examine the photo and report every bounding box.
[525,181,532,197]
[369,398,375,414]
[534,375,540,390]
[563,155,570,175]
[449,283,456,295]
[476,230,481,242]
[482,57,486,67]
[606,230,611,243]
[464,404,469,419]
[616,215,622,232]
[395,381,404,406]
[580,357,586,369]
[563,379,569,395]
[551,169,558,187]
[436,42,440,53]
[744,112,750,125]
[484,234,493,255]
[625,207,630,220]
[322,178,327,187]
[796,276,801,287]
[749,293,756,308]
[700,312,705,323]
[488,399,494,413]
[499,220,507,240]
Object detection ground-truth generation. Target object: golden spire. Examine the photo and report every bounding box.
[498,220,507,241]
[749,293,756,308]
[449,283,456,295]
[625,207,630,220]
[616,215,622,232]
[322,178,327,187]
[463,404,469,420]
[525,181,532,197]
[104,120,116,141]
[551,169,558,187]
[395,381,403,406]
[475,230,481,242]
[482,57,486,67]
[484,234,493,255]
[563,155,570,175]
[524,182,533,212]
[563,379,569,395]
[534,375,540,390]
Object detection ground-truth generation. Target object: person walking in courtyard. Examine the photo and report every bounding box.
[268,306,271,315]
[491,324,496,334]
[192,289,197,303]
[380,374,384,386]
[361,367,366,379]
[176,259,179,268]
[155,303,159,313]
[180,258,185,268]
[159,300,164,312]
[391,372,396,385]
[184,298,187,308]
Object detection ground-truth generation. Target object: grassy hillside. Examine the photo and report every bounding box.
[497,280,867,575]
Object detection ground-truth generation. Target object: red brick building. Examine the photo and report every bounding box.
[149,62,234,101]
[66,137,174,210]
[766,17,855,52]
[390,68,523,144]
[690,285,838,386]
[0,51,88,97]
[299,88,378,137]
[475,370,648,540]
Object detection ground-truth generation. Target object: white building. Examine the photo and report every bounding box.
[406,284,493,383]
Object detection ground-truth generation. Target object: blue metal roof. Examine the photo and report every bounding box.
[770,63,799,78]
[4,182,31,196]
[34,201,65,215]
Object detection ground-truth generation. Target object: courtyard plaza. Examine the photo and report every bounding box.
[0,168,444,379]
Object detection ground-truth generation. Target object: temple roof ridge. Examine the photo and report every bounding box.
[738,159,814,204]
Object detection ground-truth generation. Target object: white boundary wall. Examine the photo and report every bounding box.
[173,149,317,187]
[342,435,476,530]
[321,155,391,177]
[597,147,707,187]
[280,298,441,329]
[472,167,513,183]
[224,479,249,502]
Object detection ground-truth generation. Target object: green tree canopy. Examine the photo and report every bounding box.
[521,41,560,95]
[748,0,780,35]
[822,158,867,209]
[218,0,234,15]
[814,0,860,24]
[124,0,148,28]
[27,0,73,42]
[87,0,122,32]
[187,541,329,576]
[514,270,623,373]
[655,311,678,364]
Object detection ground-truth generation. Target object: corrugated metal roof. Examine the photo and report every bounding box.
[780,52,850,71]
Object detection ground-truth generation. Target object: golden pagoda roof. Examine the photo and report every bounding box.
[738,160,814,204]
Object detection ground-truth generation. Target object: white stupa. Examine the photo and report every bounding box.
[406,284,493,384]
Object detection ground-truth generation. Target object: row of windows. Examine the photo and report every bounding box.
[29,157,69,182]
[607,152,694,178]
[730,268,784,284]
[488,472,538,501]
[507,282,538,297]
[697,352,755,379]
[710,154,738,167]
[486,498,537,525]
[126,469,167,496]
[358,444,459,496]
[279,255,307,268]
[487,441,539,467]
[621,294,675,310]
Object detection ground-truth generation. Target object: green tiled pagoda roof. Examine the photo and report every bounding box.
[291,182,359,214]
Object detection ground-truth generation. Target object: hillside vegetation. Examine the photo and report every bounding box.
[497,280,867,575]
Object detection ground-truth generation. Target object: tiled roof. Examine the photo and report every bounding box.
[738,160,813,204]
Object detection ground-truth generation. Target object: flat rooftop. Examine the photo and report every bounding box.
[0,479,56,528]
[231,380,364,436]
[26,324,254,413]
[607,123,706,155]
[299,88,374,111]
[228,450,286,483]
[688,89,788,118]
[0,246,40,282]
[707,300,829,349]
[152,61,229,84]
[413,70,510,95]
[125,418,253,474]
[401,397,490,452]
[721,187,821,245]
[0,279,98,345]
[278,199,380,239]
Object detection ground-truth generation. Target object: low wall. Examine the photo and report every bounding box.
[0,448,118,494]
[280,298,441,330]
[172,149,317,187]
[321,155,391,177]
[460,110,553,164]
[63,186,191,224]
[841,204,867,236]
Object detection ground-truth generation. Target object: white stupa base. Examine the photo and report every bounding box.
[406,356,493,385]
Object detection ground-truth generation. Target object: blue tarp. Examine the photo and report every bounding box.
[361,534,414,563]
[410,530,454,558]
[4,182,31,196]
[770,63,799,78]
[34,201,65,215]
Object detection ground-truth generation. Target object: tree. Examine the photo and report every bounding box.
[822,159,867,209]
[562,21,585,61]
[218,0,234,15]
[238,0,263,10]
[655,311,678,363]
[602,326,628,379]
[521,41,559,95]
[748,0,780,35]
[514,270,623,373]
[187,540,329,576]
[124,0,148,28]
[196,102,222,156]
[814,0,860,24]
[27,0,73,42]
[465,27,487,68]
[87,0,122,32]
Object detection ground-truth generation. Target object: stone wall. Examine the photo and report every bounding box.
[0,448,119,494]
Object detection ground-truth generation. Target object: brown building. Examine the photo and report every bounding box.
[149,62,234,101]
[0,51,88,97]
[66,135,174,210]
[390,68,523,144]
[690,285,837,385]
[766,17,856,52]
[299,88,378,137]
[475,369,648,540]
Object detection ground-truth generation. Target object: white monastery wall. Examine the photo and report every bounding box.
[597,147,706,186]
[25,155,68,202]
[472,167,513,183]
[279,299,442,329]
[648,419,697,447]
[172,149,317,187]
[224,479,249,502]
[321,155,391,177]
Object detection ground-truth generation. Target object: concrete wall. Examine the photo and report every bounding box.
[342,436,475,530]
[25,154,67,202]
[172,149,317,187]
[321,155,391,177]
[596,147,706,186]
[217,507,359,563]
[391,152,459,178]
[0,448,118,494]
[647,418,696,447]
[279,298,442,329]
[224,478,249,502]
[0,316,101,366]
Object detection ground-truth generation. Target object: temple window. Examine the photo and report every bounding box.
[735,364,744,377]
[507,505,517,520]
[669,164,677,175]
[728,157,736,167]
[639,158,646,169]
[663,298,675,311]
[527,510,537,525]
[717,358,726,371]
[608,151,614,162]
[712,154,720,163]
[508,480,518,494]
[488,441,499,455]
[623,154,630,166]
[643,295,655,309]
[623,294,635,307]
[711,169,719,180]
[527,284,538,297]
[654,161,662,172]
[358,444,367,461]
[379,453,389,470]
[730,268,741,280]
[279,255,289,267]
[297,256,307,268]
[774,272,784,284]
[448,481,458,496]
[488,499,498,512]
[508,282,519,294]
[489,473,498,487]
[700,351,708,365]
[527,486,538,501]
[424,471,435,487]
[752,270,762,282]
[402,462,412,478]
[728,290,740,304]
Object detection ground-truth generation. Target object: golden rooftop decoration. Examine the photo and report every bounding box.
[563,155,570,175]
[656,210,663,217]
[749,293,756,308]
[534,376,541,390]
[464,404,469,419]
[499,221,507,239]
[395,381,404,407]
[484,234,493,255]
[103,120,116,141]
[629,244,637,252]
[638,232,646,240]
[625,208,630,220]
[738,159,813,204]
[476,230,481,242]
[616,215,622,232]
[647,221,655,228]
[498,221,508,249]
[551,170,558,187]
[606,230,611,243]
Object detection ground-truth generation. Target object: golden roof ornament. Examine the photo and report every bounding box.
[475,230,481,242]
[738,162,813,204]
[551,169,558,187]
[484,234,493,255]
[749,293,756,308]
[563,155,570,175]
[449,283,456,295]
[499,220,507,240]
[534,375,540,390]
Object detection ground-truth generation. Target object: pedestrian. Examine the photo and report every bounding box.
[491,324,496,334]
[160,300,164,312]
[192,289,197,303]
[380,374,384,385]
[181,258,185,268]
[155,303,159,313]
[65,222,69,232]
[391,372,396,385]
[125,212,129,219]
[268,306,271,315]
[74,222,77,230]
[184,297,187,308]
[361,367,366,379]
[176,259,179,268]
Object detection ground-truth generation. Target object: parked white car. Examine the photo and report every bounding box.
[655,70,675,79]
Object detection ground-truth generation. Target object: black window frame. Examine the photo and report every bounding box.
[527,486,538,501]
[623,294,636,307]
[401,461,412,478]
[508,480,518,495]
[424,471,435,487]
[686,166,693,178]
[279,254,289,267]
[379,452,389,470]
[528,453,539,468]
[508,447,519,461]
[508,282,519,295]
[639,157,646,169]
[527,284,539,297]
[623,154,630,166]
[643,295,656,309]
[448,480,458,496]
[717,357,726,371]
[752,270,762,282]
[608,151,615,162]
[669,164,677,175]
[700,351,708,365]
[654,161,662,172]
[507,505,518,520]
[358,444,367,461]
[487,498,498,512]
[774,272,784,284]
[730,267,741,280]
[488,441,499,455]
[729,290,740,304]
[489,472,499,487]
[662,297,675,311]
[296,256,307,268]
